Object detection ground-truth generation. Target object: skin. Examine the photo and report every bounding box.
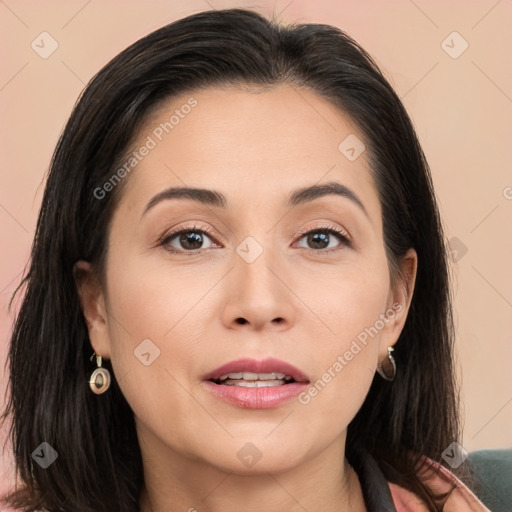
[76,84,417,512]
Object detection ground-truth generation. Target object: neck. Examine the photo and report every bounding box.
[137,429,367,512]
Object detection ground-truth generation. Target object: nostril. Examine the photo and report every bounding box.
[236,318,248,324]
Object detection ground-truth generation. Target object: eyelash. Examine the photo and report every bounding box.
[160,223,351,255]
[295,224,351,253]
[160,224,218,256]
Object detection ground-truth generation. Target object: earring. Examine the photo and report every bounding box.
[89,353,111,394]
[377,346,396,381]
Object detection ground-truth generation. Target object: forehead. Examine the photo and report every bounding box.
[115,85,379,220]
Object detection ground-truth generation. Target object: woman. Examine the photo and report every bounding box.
[0,8,505,512]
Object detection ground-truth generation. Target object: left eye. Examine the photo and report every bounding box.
[295,228,350,251]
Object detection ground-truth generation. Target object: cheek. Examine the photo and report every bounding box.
[102,254,215,435]
[300,251,391,348]
[293,256,390,422]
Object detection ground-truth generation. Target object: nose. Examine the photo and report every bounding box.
[220,242,296,332]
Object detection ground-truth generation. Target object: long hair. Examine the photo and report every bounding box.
[1,8,475,511]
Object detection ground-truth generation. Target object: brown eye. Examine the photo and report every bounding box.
[305,231,330,249]
[296,227,351,252]
[161,225,218,253]
[175,231,205,250]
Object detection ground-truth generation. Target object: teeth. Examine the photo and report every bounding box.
[218,372,289,381]
[219,372,243,380]
[223,379,286,387]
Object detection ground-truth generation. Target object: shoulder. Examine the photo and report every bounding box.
[468,448,512,512]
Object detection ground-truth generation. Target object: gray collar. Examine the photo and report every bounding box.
[349,447,398,512]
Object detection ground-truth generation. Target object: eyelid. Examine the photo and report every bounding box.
[295,222,351,241]
[158,223,222,251]
[293,222,352,252]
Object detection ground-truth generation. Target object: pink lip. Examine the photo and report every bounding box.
[202,357,310,383]
[201,358,310,410]
[202,380,309,409]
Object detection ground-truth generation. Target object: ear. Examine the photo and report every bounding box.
[73,260,111,358]
[378,248,418,357]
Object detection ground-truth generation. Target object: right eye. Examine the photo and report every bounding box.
[160,225,221,254]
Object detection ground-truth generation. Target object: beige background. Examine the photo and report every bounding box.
[1,0,511,498]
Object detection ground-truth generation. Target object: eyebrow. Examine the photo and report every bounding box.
[141,181,368,218]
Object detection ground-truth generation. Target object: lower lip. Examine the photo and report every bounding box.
[202,380,309,409]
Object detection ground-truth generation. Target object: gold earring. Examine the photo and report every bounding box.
[377,346,396,381]
[89,354,111,394]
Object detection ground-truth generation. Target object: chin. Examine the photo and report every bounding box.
[202,440,306,476]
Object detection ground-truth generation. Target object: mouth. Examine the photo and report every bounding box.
[202,357,310,386]
[210,372,298,387]
[201,358,310,409]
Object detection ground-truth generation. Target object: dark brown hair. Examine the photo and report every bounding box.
[1,8,476,511]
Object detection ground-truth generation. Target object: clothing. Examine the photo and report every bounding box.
[468,449,512,512]
[351,447,505,511]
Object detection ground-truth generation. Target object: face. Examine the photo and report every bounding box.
[77,84,416,475]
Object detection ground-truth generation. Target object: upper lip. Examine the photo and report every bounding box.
[203,358,310,383]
